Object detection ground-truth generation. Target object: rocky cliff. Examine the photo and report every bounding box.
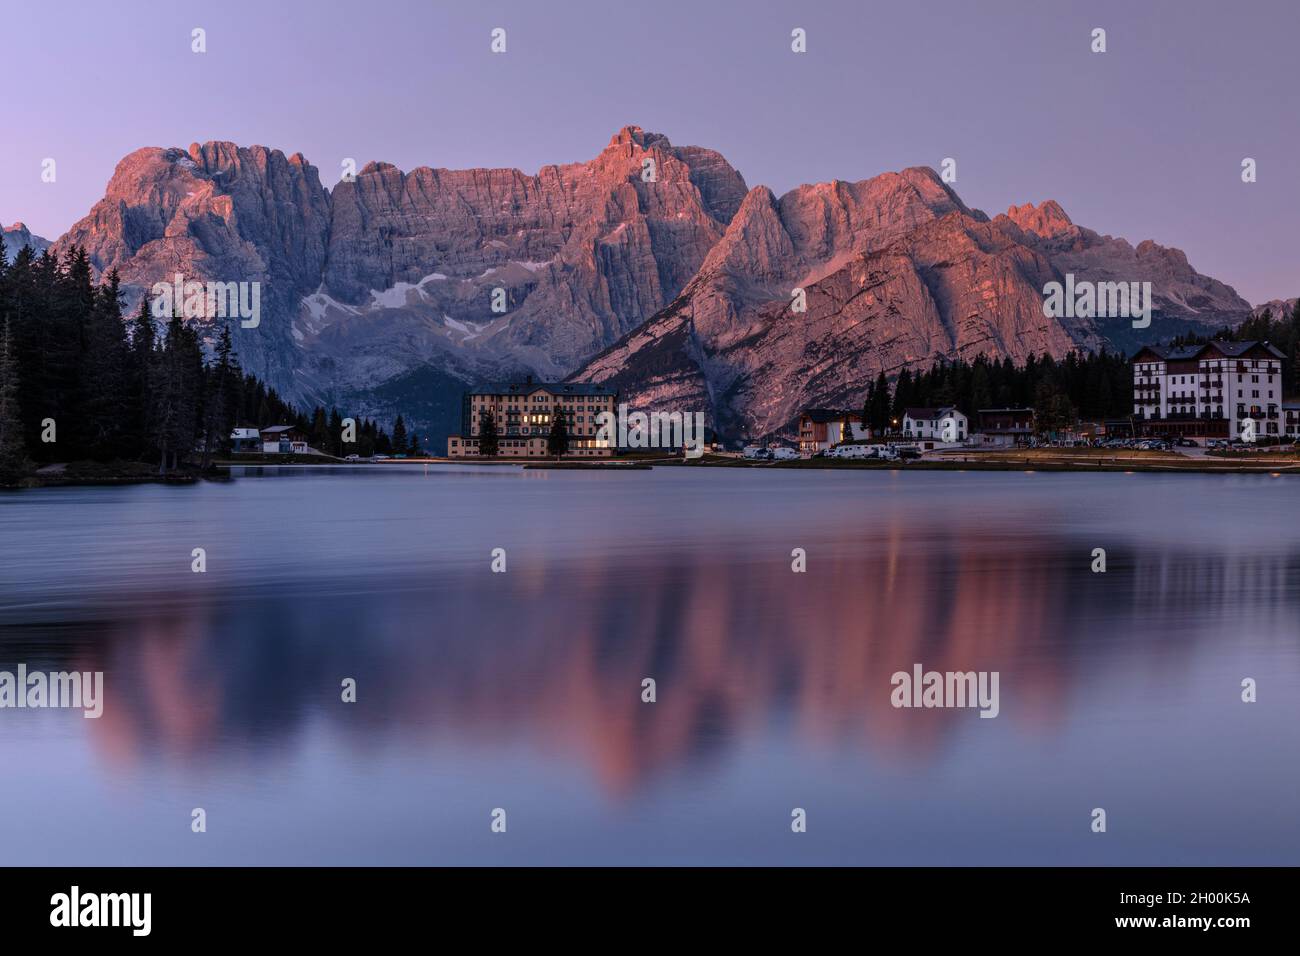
[54,142,332,390]
[44,129,1252,440]
[568,173,1252,438]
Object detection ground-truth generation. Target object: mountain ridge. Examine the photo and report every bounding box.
[36,127,1253,439]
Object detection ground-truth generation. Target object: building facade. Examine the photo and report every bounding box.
[1284,400,1300,439]
[1131,341,1286,439]
[447,381,618,458]
[797,409,870,457]
[973,408,1034,447]
[230,427,262,453]
[260,425,308,454]
[902,407,968,444]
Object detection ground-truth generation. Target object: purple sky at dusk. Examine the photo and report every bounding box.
[3,0,1296,304]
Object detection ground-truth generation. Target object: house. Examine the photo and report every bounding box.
[797,409,871,457]
[448,380,618,458]
[974,408,1034,447]
[902,407,968,445]
[1131,340,1286,439]
[260,425,308,454]
[1283,400,1300,440]
[230,427,261,453]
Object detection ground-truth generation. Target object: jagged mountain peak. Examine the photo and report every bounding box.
[606,125,672,150]
[1002,199,1075,239]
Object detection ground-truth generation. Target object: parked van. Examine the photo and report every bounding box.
[832,444,876,459]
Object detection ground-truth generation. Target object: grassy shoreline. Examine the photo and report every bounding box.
[7,450,1299,489]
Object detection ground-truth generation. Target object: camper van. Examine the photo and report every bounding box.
[831,444,876,460]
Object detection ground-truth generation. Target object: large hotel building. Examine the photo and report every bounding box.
[447,380,618,458]
[1131,340,1287,439]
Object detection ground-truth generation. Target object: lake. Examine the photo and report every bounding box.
[1,464,1297,865]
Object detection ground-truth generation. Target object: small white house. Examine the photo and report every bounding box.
[902,407,968,444]
[230,427,261,453]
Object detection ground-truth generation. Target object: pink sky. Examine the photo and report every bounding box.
[3,0,1296,304]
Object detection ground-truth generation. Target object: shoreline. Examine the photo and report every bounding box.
[6,452,1300,489]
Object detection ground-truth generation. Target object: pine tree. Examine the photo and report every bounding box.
[479,410,499,457]
[869,370,890,432]
[328,408,344,456]
[391,414,407,454]
[200,325,238,468]
[310,406,329,455]
[79,270,130,459]
[547,408,569,457]
[152,314,201,473]
[0,319,30,482]
[890,368,914,431]
[124,299,156,459]
[970,362,993,414]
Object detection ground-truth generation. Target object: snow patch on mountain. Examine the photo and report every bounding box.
[368,272,452,309]
[442,315,482,340]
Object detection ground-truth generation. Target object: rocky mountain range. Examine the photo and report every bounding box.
[2,221,50,261]
[36,126,1254,440]
[1252,297,1298,321]
[569,178,1252,438]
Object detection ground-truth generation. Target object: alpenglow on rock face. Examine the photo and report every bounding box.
[565,174,1252,438]
[46,128,1250,440]
[304,126,747,405]
[54,142,332,392]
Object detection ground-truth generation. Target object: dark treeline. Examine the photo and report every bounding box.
[860,349,1135,434]
[0,243,410,481]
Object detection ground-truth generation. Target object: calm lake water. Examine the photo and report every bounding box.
[1,464,1298,865]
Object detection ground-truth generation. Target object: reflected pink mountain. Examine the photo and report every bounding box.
[59,527,1297,796]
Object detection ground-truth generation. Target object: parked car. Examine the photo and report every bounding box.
[897,447,922,460]
[344,454,360,461]
[771,447,799,460]
[1175,438,1198,448]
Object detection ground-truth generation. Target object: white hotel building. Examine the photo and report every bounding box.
[1131,340,1286,439]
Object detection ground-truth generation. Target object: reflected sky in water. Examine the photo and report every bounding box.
[1,465,1298,864]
